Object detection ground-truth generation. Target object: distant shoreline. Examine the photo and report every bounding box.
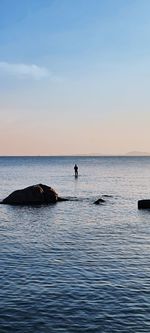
[0,154,150,158]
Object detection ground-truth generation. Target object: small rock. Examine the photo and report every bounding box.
[94,198,105,205]
[138,199,150,210]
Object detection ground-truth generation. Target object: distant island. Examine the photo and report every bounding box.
[72,152,150,157]
[126,151,150,156]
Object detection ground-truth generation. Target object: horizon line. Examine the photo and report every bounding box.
[0,154,150,157]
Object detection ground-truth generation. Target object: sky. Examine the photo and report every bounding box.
[0,0,150,155]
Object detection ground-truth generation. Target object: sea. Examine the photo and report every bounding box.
[0,156,150,333]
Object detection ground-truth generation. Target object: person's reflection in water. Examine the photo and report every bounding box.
[74,164,78,178]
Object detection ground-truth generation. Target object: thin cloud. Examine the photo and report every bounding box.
[0,61,50,79]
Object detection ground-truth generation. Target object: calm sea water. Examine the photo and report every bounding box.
[0,156,150,333]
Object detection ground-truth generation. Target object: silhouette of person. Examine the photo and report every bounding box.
[74,164,78,177]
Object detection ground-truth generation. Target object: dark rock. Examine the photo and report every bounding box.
[2,184,58,205]
[94,198,105,205]
[138,199,150,210]
[38,184,58,203]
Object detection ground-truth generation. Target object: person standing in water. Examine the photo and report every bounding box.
[74,164,78,177]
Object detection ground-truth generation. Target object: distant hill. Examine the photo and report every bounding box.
[126,151,150,156]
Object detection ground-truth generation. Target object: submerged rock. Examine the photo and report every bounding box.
[57,197,69,202]
[2,184,58,205]
[138,199,150,210]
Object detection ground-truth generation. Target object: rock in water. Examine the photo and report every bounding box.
[94,198,105,205]
[138,199,150,210]
[2,184,58,205]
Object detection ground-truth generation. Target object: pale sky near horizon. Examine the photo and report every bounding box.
[0,0,150,155]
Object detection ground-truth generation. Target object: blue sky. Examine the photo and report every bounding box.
[0,0,150,155]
